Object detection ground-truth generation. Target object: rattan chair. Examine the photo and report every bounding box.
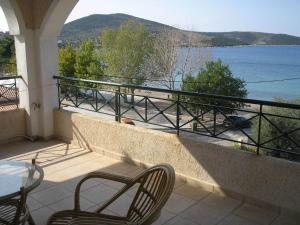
[0,187,33,225]
[47,164,175,225]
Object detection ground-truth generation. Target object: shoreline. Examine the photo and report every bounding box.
[206,44,300,48]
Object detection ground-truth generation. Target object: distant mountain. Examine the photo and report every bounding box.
[61,14,175,43]
[61,14,300,46]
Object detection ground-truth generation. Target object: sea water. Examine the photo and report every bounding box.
[211,45,300,100]
[175,45,300,101]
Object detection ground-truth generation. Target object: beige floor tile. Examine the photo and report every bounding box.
[30,178,58,194]
[164,216,200,225]
[48,195,95,212]
[201,194,241,211]
[234,203,278,225]
[180,203,223,225]
[31,206,54,225]
[60,176,104,192]
[152,209,176,225]
[80,183,117,204]
[103,179,127,190]
[218,215,261,225]
[173,178,187,190]
[124,184,139,197]
[271,209,300,225]
[105,194,134,216]
[174,185,211,201]
[165,193,197,214]
[272,215,300,225]
[27,196,44,211]
[180,198,240,225]
[31,185,73,205]
[107,163,138,175]
[126,167,145,177]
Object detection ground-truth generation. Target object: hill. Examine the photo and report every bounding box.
[59,14,300,46]
[60,14,176,43]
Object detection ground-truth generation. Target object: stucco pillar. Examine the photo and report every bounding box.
[14,32,59,137]
[0,0,78,138]
[14,31,41,137]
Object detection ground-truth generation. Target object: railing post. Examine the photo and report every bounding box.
[257,104,263,155]
[213,105,217,137]
[75,85,78,107]
[14,77,19,108]
[56,78,61,109]
[176,94,180,136]
[95,89,98,111]
[145,97,148,123]
[115,87,121,122]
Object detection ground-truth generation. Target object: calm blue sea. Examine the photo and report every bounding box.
[211,45,300,100]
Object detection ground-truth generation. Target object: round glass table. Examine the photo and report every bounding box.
[0,159,44,201]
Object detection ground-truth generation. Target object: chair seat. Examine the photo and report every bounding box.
[47,210,132,225]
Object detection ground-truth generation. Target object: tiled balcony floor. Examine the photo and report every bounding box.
[0,140,299,225]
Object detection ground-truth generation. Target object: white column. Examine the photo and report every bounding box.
[38,35,59,138]
[14,31,41,137]
[1,0,78,139]
[14,31,59,138]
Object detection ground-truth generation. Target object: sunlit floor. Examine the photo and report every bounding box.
[0,140,299,225]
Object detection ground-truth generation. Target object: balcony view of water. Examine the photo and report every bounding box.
[211,45,300,101]
[176,45,300,101]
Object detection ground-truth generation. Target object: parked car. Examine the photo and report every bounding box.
[223,115,252,128]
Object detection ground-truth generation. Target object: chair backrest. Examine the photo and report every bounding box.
[127,164,175,225]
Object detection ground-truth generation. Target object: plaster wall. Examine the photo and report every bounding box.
[0,109,26,143]
[54,109,300,212]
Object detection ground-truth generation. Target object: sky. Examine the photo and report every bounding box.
[1,0,300,36]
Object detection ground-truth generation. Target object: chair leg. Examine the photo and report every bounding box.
[27,213,35,225]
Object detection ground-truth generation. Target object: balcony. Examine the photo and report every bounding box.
[0,1,299,224]
[1,140,299,225]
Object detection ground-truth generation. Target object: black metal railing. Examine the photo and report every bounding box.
[0,76,20,111]
[54,76,300,161]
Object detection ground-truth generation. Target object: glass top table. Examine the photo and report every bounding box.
[0,160,44,201]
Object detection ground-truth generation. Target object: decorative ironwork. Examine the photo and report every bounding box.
[0,76,20,111]
[55,76,300,161]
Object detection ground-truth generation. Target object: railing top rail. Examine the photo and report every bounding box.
[0,75,21,81]
[54,75,122,87]
[54,75,300,110]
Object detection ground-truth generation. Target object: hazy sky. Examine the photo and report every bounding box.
[1,0,300,36]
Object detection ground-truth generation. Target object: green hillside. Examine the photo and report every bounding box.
[59,13,300,46]
[60,14,176,43]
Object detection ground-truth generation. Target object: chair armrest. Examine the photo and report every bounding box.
[74,171,133,210]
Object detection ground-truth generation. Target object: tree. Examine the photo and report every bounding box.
[100,20,153,102]
[144,27,210,91]
[0,35,15,60]
[253,98,300,160]
[6,55,17,75]
[181,60,247,115]
[0,35,16,75]
[58,43,76,77]
[143,28,179,90]
[75,39,104,82]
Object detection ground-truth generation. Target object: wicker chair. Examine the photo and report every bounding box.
[47,164,175,225]
[0,187,35,225]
